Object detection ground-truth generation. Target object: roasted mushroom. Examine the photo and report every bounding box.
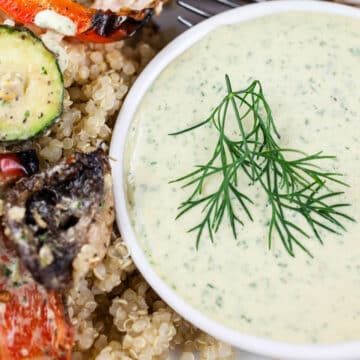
[3,149,114,291]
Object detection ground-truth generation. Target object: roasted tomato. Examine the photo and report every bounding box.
[0,216,73,360]
[3,149,114,290]
[0,150,39,187]
[0,0,164,43]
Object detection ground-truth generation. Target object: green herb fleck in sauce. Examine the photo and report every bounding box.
[170,76,354,257]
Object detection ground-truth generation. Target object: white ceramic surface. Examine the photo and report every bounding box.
[110,2,360,359]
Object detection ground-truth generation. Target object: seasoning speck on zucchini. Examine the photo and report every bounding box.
[0,25,64,142]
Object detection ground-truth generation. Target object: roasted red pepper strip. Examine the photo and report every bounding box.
[0,0,160,43]
[0,211,73,359]
[0,285,74,360]
[0,155,26,178]
[0,150,38,187]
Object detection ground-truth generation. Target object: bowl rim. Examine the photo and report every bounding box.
[110,2,360,358]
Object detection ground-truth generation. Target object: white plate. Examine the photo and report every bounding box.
[110,2,360,359]
[170,349,268,360]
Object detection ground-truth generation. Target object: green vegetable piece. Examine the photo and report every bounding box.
[0,25,64,142]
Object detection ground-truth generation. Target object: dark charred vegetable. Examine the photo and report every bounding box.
[0,0,163,43]
[3,149,114,290]
[0,150,39,186]
[85,8,153,41]
[0,200,73,360]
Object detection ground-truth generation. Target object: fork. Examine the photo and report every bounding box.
[176,0,254,27]
[175,0,359,28]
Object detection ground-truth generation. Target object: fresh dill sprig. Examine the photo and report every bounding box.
[169,75,354,257]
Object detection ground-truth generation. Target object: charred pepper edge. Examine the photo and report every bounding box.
[3,150,112,291]
[0,0,163,43]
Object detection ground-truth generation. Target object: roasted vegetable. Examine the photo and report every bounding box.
[0,212,73,360]
[0,25,64,142]
[0,0,163,43]
[0,150,39,186]
[3,149,114,290]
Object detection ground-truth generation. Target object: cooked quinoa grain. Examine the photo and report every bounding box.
[0,10,233,358]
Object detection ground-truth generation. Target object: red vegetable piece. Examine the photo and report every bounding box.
[0,150,39,186]
[0,185,73,360]
[0,0,161,43]
[0,155,26,177]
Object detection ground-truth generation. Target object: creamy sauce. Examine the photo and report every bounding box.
[34,10,77,36]
[125,13,360,343]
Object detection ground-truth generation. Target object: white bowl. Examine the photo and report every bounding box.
[110,2,360,359]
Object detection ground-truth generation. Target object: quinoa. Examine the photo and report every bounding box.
[3,24,233,360]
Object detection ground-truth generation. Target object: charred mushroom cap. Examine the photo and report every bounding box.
[3,149,114,291]
[14,150,39,175]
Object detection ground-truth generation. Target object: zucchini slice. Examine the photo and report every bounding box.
[0,26,64,142]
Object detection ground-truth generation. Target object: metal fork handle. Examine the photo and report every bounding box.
[177,0,213,18]
[177,0,244,27]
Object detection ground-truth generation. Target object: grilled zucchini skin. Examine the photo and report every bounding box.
[0,25,64,142]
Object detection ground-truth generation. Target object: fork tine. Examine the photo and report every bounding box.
[177,15,194,27]
[177,0,243,28]
[177,0,213,18]
[213,0,239,7]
